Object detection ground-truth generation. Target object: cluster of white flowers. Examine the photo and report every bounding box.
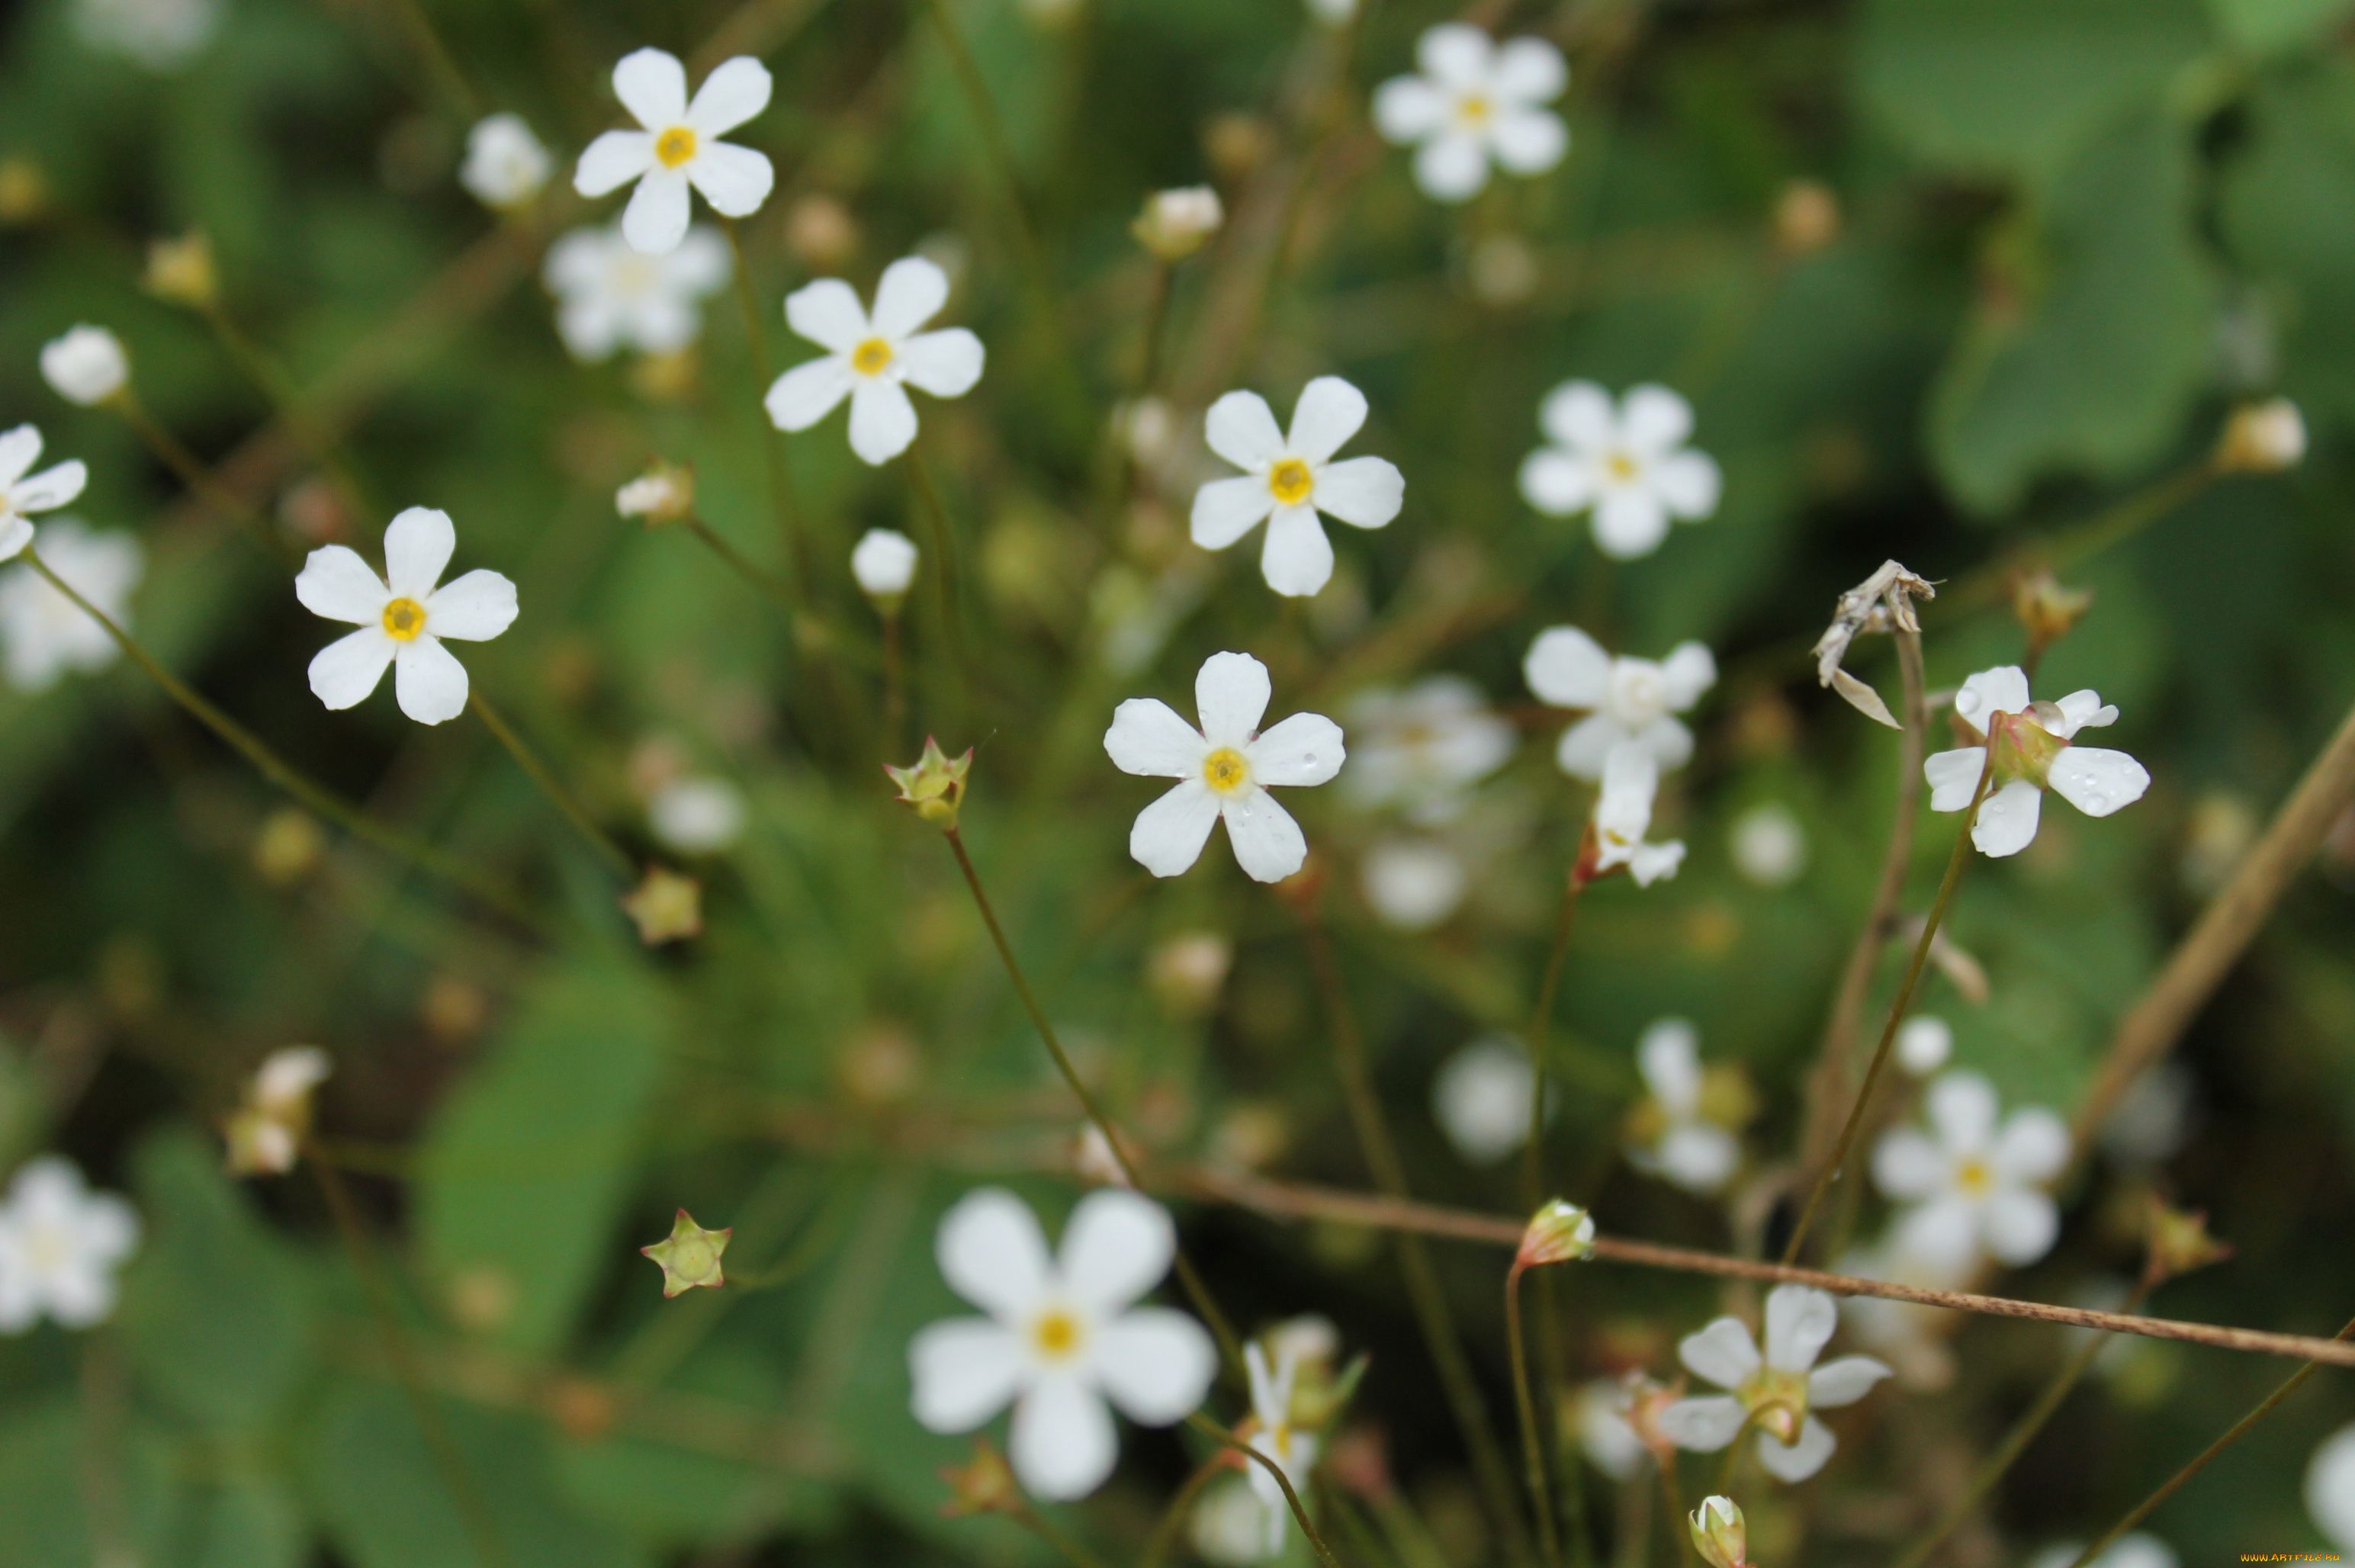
[0,1157,140,1333]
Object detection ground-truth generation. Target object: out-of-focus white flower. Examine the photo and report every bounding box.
[1190,377,1404,598]
[73,0,221,72]
[1894,1015,1953,1078]
[852,528,919,601]
[2309,1424,2355,1551]
[1433,1036,1541,1165]
[615,462,695,524]
[766,256,985,466]
[2026,1535,2180,1568]
[1524,626,1713,782]
[1519,382,1722,560]
[1836,1245,1958,1390]
[1924,667,2149,858]
[295,507,518,726]
[1657,1284,1891,1483]
[1341,676,1514,821]
[2100,1063,2196,1168]
[649,777,745,854]
[1243,1339,1320,1556]
[908,1187,1216,1501]
[1626,1019,1740,1194]
[573,48,774,254]
[2217,397,2305,473]
[2181,790,2257,895]
[1373,24,1566,203]
[1872,1070,2069,1277]
[0,426,89,564]
[0,1156,140,1332]
[1574,1378,1650,1480]
[1362,838,1467,930]
[1305,0,1357,24]
[1104,651,1344,883]
[1467,233,1540,306]
[225,1046,332,1175]
[40,326,129,406]
[1730,802,1807,887]
[461,114,553,210]
[1133,186,1225,262]
[1591,744,1685,887]
[1191,1479,1269,1566]
[0,519,140,691]
[545,222,731,361]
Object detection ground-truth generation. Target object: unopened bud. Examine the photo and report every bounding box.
[1517,1199,1596,1269]
[1689,1495,1749,1568]
[622,866,704,946]
[1133,186,1224,262]
[252,806,326,885]
[615,461,694,525]
[1074,1123,1136,1187]
[2013,569,2093,662]
[223,1046,333,1175]
[0,156,48,225]
[1147,931,1232,1017]
[641,1209,731,1297]
[143,231,218,309]
[940,1438,1020,1515]
[40,325,129,406]
[852,527,919,605]
[2216,397,2305,473]
[885,737,972,827]
[2146,1197,2231,1281]
[1774,179,1839,256]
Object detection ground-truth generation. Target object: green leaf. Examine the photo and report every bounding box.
[171,1480,307,1568]
[415,959,670,1357]
[2221,64,2355,418]
[0,1399,175,1568]
[1927,112,2215,513]
[2205,0,2355,53]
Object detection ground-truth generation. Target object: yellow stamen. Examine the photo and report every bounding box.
[1267,458,1314,506]
[654,126,698,168]
[1203,747,1251,795]
[382,597,426,641]
[1033,1308,1082,1360]
[1605,450,1640,483]
[852,337,895,376]
[1957,1158,1993,1197]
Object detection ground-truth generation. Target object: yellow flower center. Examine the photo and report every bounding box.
[1956,1158,1993,1197]
[382,597,427,641]
[852,337,895,375]
[1203,747,1251,795]
[1739,1365,1810,1445]
[1604,449,1640,483]
[1460,94,1493,125]
[655,126,698,168]
[1267,458,1315,505]
[1032,1307,1084,1362]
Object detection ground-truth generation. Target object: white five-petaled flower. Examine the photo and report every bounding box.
[0,519,141,692]
[1190,377,1404,598]
[1363,837,1469,930]
[2027,1536,2180,1568]
[573,48,775,255]
[908,1187,1217,1501]
[765,256,986,466]
[40,325,129,406]
[1104,651,1345,883]
[1242,1338,1320,1556]
[1625,1019,1739,1195]
[852,528,920,600]
[1372,24,1566,203]
[0,1156,140,1333]
[1524,625,1714,781]
[1519,382,1722,560]
[1871,1069,2070,1280]
[1432,1035,1544,1165]
[1657,1284,1891,1483]
[73,0,220,72]
[1925,666,2149,858]
[1341,676,1514,822]
[2309,1423,2355,1552]
[648,776,746,855]
[0,425,89,564]
[544,222,731,361]
[295,507,519,726]
[1591,744,1685,886]
[461,113,553,210]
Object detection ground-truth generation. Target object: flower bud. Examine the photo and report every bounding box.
[851,528,919,605]
[1688,1495,1749,1568]
[143,231,218,309]
[40,325,129,407]
[1132,186,1225,262]
[1074,1123,1135,1187]
[2146,1197,2231,1281]
[223,1046,333,1175]
[640,1209,731,1297]
[458,113,551,211]
[2216,397,2305,473]
[0,156,49,226]
[1774,179,1840,256]
[622,866,704,946]
[2013,569,2092,663]
[939,1438,1020,1515]
[1987,707,2067,787]
[1517,1199,1596,1268]
[615,462,695,526]
[885,737,972,827]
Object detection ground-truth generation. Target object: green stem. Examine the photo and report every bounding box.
[1187,1412,1344,1568]
[201,304,378,526]
[466,690,635,881]
[904,445,965,654]
[1505,1264,1561,1568]
[1138,1453,1224,1568]
[1014,1499,1116,1568]
[1657,1458,1690,1565]
[685,515,795,612]
[109,391,294,563]
[1520,872,1582,1210]
[721,217,808,600]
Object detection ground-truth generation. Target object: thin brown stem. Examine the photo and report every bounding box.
[1505,1264,1561,1568]
[466,690,635,881]
[1138,1453,1225,1568]
[721,217,808,599]
[1013,1497,1115,1568]
[1520,872,1582,1211]
[111,392,295,563]
[1187,1412,1344,1568]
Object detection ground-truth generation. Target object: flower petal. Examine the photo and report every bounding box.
[1627,840,1686,887]
[1972,777,2044,856]
[1489,108,1565,174]
[1552,714,1625,780]
[1260,506,1335,596]
[898,329,985,398]
[871,255,953,341]
[295,545,389,625]
[573,130,654,197]
[937,1187,1052,1319]
[2048,747,2148,819]
[1654,1123,1735,1190]
[1894,1197,1984,1280]
[1923,748,1987,812]
[0,426,40,488]
[1994,1107,2070,1185]
[12,461,87,514]
[1246,712,1345,788]
[1287,376,1369,464]
[1519,448,1597,516]
[1630,716,1695,773]
[1010,1376,1118,1502]
[1220,790,1309,883]
[1130,779,1221,877]
[612,47,689,130]
[684,140,773,218]
[1755,1415,1836,1483]
[0,516,30,564]
[622,165,693,255]
[1621,384,1695,453]
[766,356,855,431]
[1870,1129,1947,1202]
[2051,689,2119,737]
[848,379,919,464]
[392,637,471,725]
[1984,1190,2059,1267]
[669,227,733,291]
[1313,455,1403,529]
[1524,625,1611,708]
[1205,390,1286,471]
[1372,77,1447,143]
[424,569,518,642]
[1592,487,1669,559]
[1091,1309,1216,1425]
[1652,449,1722,519]
[383,507,457,599]
[1059,1189,1177,1313]
[1926,1071,1999,1154]
[1637,1018,1703,1113]
[1955,666,2031,731]
[1190,475,1277,551]
[1416,22,1493,88]
[1656,1394,1746,1452]
[1762,1284,1837,1374]
[1196,650,1272,746]
[1539,381,1615,451]
[1677,1316,1762,1392]
[1807,1354,1893,1410]
[307,626,394,711]
[1105,698,1206,779]
[1492,37,1566,102]
[686,56,771,136]
[785,278,871,352]
[1414,133,1492,202]
[908,1317,1025,1431]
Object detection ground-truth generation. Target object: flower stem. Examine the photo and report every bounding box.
[1013,1498,1116,1568]
[1138,1452,1225,1568]
[198,302,378,526]
[1505,1264,1562,1568]
[721,215,808,601]
[1656,1461,1691,1565]
[1187,1412,1344,1568]
[21,548,538,927]
[685,513,796,612]
[108,390,295,563]
[465,690,635,882]
[1782,751,1994,1266]
[941,825,1244,1370]
[904,444,966,655]
[1935,457,2220,621]
[881,610,906,753]
[1520,870,1582,1210]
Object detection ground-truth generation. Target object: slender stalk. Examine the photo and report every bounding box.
[904,445,965,655]
[1783,752,1995,1265]
[2066,1309,2355,1568]
[685,515,796,611]
[1505,1264,1561,1568]
[1013,1497,1115,1568]
[200,304,377,524]
[466,690,635,881]
[1133,259,1174,398]
[881,610,906,753]
[384,0,483,120]
[721,217,808,598]
[1935,458,2219,621]
[1520,872,1583,1209]
[108,391,294,563]
[24,550,538,926]
[941,826,1243,1370]
[1656,1461,1689,1566]
[1139,1453,1225,1568]
[1187,1412,1343,1568]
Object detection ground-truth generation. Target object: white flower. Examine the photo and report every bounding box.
[1925,667,2150,858]
[72,0,220,72]
[1592,744,1685,886]
[1341,675,1514,821]
[1192,1479,1271,1566]
[40,326,129,406]
[544,222,731,361]
[765,256,986,466]
[2219,397,2305,472]
[295,507,519,726]
[2027,1536,2179,1568]
[1373,24,1566,203]
[1305,0,1357,24]
[0,426,90,564]
[1626,1019,1739,1194]
[649,776,745,854]
[1574,1378,1650,1481]
[226,1046,332,1175]
[0,519,140,691]
[1433,1035,1540,1165]
[0,1156,140,1332]
[851,528,919,599]
[1871,1070,2070,1278]
[2309,1423,2355,1552]
[1242,1338,1320,1556]
[1362,837,1467,930]
[1894,1015,1952,1078]
[1190,377,1404,598]
[1133,186,1224,262]
[615,463,694,522]
[461,113,552,210]
[908,1187,1217,1501]
[1104,651,1345,883]
[1730,803,1807,888]
[1519,382,1722,559]
[1657,1284,1891,1483]
[573,48,774,255]
[1524,626,1713,781]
